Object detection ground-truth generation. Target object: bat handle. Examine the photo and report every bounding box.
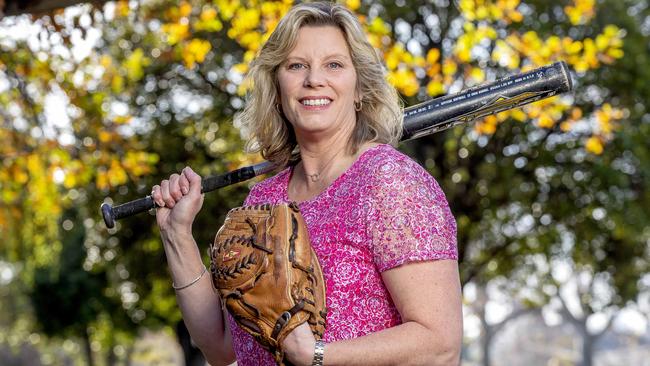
[101,195,156,228]
[101,203,114,228]
[101,162,277,228]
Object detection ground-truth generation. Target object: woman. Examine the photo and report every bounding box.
[151,2,462,365]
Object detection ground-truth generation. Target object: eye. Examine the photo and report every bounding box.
[287,63,306,70]
[328,62,343,69]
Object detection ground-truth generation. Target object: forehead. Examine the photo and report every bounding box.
[287,25,352,59]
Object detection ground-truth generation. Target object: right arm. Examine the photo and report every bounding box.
[151,166,236,366]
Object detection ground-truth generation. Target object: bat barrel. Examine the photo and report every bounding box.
[402,61,573,140]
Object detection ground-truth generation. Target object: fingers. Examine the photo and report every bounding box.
[151,167,201,209]
[169,173,183,201]
[179,171,190,195]
[151,184,163,207]
[160,179,176,208]
[182,166,202,195]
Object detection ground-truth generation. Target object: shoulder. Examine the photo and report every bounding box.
[361,145,453,227]
[361,144,438,191]
[362,146,458,268]
[244,167,291,206]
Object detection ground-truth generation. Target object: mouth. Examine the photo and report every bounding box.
[299,97,332,107]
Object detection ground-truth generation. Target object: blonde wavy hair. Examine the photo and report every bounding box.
[235,2,403,167]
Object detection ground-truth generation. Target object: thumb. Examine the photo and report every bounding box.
[183,166,203,195]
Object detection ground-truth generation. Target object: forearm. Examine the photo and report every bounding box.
[175,276,235,365]
[161,229,235,365]
[323,321,460,366]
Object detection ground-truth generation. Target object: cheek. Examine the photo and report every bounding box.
[277,79,299,104]
[277,72,290,98]
[341,72,358,98]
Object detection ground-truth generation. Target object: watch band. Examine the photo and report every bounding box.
[312,340,325,366]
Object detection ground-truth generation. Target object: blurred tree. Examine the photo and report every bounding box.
[30,208,111,366]
[389,1,647,365]
[0,0,253,362]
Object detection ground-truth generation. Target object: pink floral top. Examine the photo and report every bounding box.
[228,144,457,365]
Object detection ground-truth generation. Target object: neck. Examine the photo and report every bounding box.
[287,139,381,203]
[294,119,356,185]
[298,138,350,187]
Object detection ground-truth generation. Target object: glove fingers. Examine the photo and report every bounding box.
[210,203,327,364]
[308,246,327,338]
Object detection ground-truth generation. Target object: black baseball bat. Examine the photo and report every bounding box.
[101,61,573,228]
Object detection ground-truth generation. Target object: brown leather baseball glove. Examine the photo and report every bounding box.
[209,202,327,365]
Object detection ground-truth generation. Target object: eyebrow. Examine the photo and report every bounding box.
[285,53,352,62]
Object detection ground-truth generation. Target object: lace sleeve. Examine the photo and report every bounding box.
[366,157,457,272]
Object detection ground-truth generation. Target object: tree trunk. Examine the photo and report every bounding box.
[82,328,95,366]
[106,349,116,366]
[481,330,492,366]
[105,335,116,366]
[125,344,134,366]
[476,285,492,366]
[581,331,594,366]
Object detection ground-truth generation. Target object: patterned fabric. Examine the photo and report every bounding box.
[228,144,457,365]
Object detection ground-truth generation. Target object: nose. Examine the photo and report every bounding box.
[304,68,326,88]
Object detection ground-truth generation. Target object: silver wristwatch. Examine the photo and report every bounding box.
[312,340,325,366]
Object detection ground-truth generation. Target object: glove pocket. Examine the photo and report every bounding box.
[209,219,271,292]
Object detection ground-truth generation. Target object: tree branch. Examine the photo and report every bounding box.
[195,67,219,91]
[461,240,512,286]
[6,69,43,126]
[557,289,585,329]
[490,306,541,336]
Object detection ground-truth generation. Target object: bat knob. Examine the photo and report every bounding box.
[101,203,115,229]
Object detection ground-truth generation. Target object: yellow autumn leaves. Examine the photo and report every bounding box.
[584,103,625,154]
[455,0,624,155]
[158,2,214,68]
[496,26,624,73]
[156,0,295,70]
[183,39,212,69]
[101,0,627,163]
[224,0,294,78]
[374,0,624,156]
[95,152,159,191]
[459,0,523,23]
[384,43,425,97]
[1,146,65,264]
[565,0,595,25]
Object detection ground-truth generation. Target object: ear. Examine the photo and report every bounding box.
[355,86,363,103]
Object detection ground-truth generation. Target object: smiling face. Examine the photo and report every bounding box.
[276,25,359,142]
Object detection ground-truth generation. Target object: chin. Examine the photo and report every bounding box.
[294,117,333,131]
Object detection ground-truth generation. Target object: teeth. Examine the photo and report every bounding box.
[302,99,331,106]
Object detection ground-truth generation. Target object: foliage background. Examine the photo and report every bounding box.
[0,0,648,365]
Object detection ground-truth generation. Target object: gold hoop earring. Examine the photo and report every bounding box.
[354,100,363,112]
